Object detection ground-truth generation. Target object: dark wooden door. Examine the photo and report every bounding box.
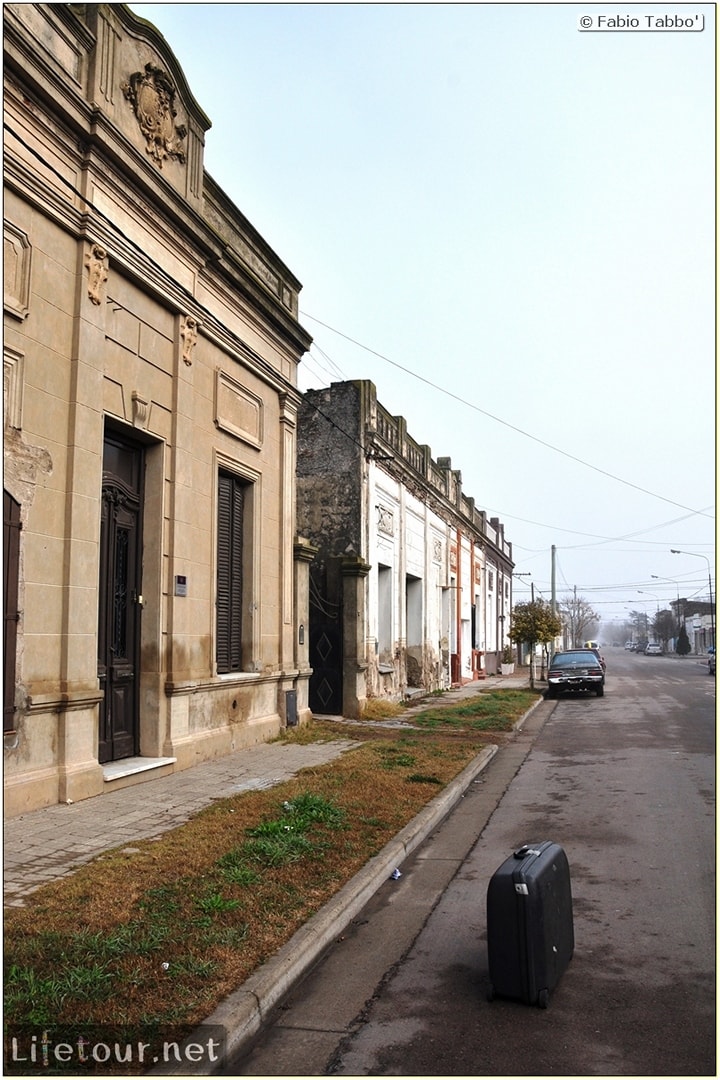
[309,615,343,714]
[309,567,343,715]
[4,490,21,733]
[98,436,143,763]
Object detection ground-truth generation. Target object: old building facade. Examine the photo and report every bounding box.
[3,4,314,816]
[671,599,715,654]
[297,381,514,718]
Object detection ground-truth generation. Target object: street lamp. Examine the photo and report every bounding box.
[651,574,682,648]
[651,574,682,645]
[637,591,660,638]
[512,573,534,682]
[651,574,680,609]
[670,550,715,648]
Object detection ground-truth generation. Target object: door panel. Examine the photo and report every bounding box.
[98,437,143,764]
[309,565,343,716]
[4,491,21,733]
[309,615,343,715]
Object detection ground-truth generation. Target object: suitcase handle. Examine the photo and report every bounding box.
[514,844,542,859]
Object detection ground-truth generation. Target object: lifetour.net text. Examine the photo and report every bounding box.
[4,1026,227,1075]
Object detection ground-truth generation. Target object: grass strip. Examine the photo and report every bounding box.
[4,689,538,1063]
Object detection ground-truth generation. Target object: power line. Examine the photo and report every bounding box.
[12,117,710,551]
[485,506,714,547]
[299,338,715,555]
[301,312,713,521]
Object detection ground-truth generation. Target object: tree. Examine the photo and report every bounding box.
[509,600,563,686]
[627,609,650,640]
[676,625,691,655]
[510,600,563,650]
[558,593,600,648]
[652,609,676,648]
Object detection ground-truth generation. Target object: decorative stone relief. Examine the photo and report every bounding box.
[84,243,108,305]
[433,538,443,564]
[180,314,200,366]
[377,505,395,537]
[4,346,25,431]
[121,63,187,168]
[131,391,149,430]
[4,221,32,320]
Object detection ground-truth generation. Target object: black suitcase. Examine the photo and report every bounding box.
[486,841,574,1008]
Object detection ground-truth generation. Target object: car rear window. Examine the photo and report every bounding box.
[551,652,601,668]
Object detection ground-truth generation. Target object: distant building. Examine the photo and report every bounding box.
[671,599,715,653]
[297,381,514,717]
[3,4,313,816]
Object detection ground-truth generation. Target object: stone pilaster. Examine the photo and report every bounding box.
[341,555,371,719]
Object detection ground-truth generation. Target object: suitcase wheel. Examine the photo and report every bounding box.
[537,988,549,1009]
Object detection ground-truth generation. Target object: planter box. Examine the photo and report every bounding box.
[500,663,515,675]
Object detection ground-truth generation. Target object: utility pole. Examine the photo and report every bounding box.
[551,546,556,614]
[671,550,714,649]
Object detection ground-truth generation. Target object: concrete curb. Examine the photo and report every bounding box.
[152,694,544,1074]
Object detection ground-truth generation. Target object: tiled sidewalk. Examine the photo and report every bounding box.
[3,739,357,907]
[3,674,534,908]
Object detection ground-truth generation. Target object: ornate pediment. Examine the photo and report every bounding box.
[122,62,187,168]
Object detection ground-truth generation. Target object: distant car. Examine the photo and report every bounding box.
[546,649,605,698]
[644,642,663,655]
[587,646,606,670]
[635,641,648,655]
[624,641,635,651]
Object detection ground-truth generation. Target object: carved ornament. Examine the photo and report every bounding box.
[131,391,149,430]
[181,314,200,366]
[85,243,108,306]
[377,505,395,537]
[122,63,187,168]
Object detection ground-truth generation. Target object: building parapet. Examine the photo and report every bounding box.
[363,384,512,568]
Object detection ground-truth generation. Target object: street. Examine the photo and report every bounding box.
[230,651,715,1076]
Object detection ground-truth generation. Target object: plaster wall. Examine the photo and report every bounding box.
[3,2,311,816]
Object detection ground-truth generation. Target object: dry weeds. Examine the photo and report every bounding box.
[4,689,538,1056]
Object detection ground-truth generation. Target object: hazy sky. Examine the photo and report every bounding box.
[133,2,715,630]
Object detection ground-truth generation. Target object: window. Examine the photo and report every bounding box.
[216,471,247,674]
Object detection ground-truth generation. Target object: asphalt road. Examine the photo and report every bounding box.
[231,651,715,1076]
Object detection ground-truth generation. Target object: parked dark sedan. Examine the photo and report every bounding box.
[546,649,605,698]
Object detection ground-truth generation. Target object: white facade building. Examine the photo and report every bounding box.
[297,381,514,717]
